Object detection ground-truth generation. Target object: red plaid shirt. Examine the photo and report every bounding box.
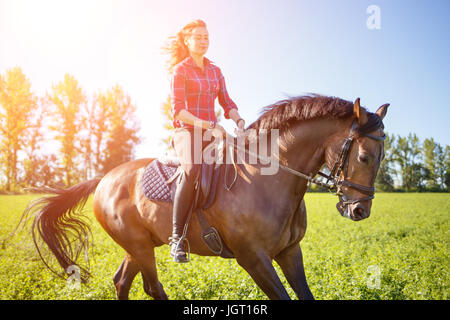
[170,56,237,128]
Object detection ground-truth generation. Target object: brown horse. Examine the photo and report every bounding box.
[15,94,389,300]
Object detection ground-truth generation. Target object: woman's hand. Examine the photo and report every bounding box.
[234,118,246,137]
[229,109,245,133]
[237,118,245,131]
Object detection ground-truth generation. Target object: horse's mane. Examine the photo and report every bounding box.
[248,94,364,131]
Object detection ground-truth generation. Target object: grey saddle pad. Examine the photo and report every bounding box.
[142,160,178,202]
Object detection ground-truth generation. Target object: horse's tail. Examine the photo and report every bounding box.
[14,178,102,282]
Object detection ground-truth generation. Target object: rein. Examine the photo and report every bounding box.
[225,117,386,206]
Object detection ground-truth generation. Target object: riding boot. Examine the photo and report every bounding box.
[170,170,196,263]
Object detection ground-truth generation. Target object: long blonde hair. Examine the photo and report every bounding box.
[163,19,207,73]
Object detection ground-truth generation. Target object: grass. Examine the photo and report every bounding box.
[0,193,448,300]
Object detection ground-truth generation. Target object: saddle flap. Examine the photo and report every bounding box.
[200,163,214,201]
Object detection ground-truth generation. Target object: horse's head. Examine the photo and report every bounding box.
[325,98,389,221]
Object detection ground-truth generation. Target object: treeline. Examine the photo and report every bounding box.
[1,67,448,194]
[375,133,449,192]
[310,133,449,193]
[0,67,141,193]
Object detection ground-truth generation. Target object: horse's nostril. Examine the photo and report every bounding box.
[353,206,365,219]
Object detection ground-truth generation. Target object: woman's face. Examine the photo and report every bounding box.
[184,26,209,56]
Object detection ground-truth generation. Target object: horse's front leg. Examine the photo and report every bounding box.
[275,243,314,300]
[236,251,291,300]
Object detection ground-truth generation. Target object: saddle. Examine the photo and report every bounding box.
[144,139,236,258]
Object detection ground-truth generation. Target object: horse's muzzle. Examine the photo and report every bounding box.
[336,196,371,221]
[349,203,368,221]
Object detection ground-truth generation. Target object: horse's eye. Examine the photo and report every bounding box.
[358,153,370,164]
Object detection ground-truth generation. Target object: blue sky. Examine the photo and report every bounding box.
[0,0,449,158]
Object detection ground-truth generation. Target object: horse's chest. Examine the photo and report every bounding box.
[275,198,308,252]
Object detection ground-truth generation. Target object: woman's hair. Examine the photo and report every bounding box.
[163,19,207,73]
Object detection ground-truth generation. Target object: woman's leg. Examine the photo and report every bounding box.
[170,128,202,262]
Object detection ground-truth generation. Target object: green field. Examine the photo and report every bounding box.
[0,193,448,300]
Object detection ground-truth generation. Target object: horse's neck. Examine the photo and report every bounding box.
[281,120,332,174]
[241,118,348,194]
[272,118,349,194]
[232,118,350,225]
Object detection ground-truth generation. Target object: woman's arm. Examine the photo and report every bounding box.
[170,67,187,121]
[217,70,245,130]
[176,110,227,134]
[175,109,211,129]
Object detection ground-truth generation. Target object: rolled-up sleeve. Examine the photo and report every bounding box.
[217,70,237,119]
[170,66,186,119]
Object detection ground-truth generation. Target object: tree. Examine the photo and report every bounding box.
[392,135,411,190]
[79,97,103,180]
[22,97,48,187]
[443,146,450,190]
[161,96,175,151]
[423,138,437,188]
[392,133,425,191]
[79,92,111,177]
[99,85,141,174]
[0,67,37,191]
[407,163,428,191]
[375,133,395,191]
[47,74,86,186]
[26,154,63,188]
[422,138,443,190]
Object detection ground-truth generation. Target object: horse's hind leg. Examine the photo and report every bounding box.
[129,244,168,300]
[275,244,314,300]
[113,254,140,300]
[109,230,168,300]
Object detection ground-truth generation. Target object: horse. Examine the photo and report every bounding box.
[13,94,389,300]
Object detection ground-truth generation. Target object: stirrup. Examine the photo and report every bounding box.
[169,236,190,263]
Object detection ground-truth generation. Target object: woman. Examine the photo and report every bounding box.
[164,19,246,263]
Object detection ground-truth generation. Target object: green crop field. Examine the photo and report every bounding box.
[0,193,448,300]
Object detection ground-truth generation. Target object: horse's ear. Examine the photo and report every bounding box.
[353,98,367,125]
[376,103,390,120]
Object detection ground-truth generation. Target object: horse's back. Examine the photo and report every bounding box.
[107,158,156,175]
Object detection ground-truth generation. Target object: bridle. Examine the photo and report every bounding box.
[318,120,386,209]
[267,116,386,207]
[222,114,386,208]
